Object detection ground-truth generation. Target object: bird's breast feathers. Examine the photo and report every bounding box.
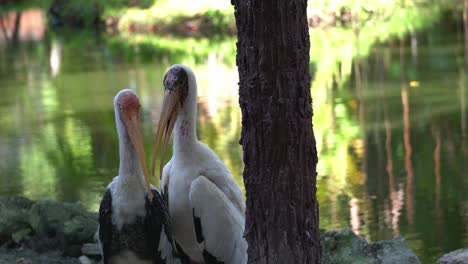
[109,178,148,229]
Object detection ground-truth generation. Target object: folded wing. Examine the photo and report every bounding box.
[189,176,247,264]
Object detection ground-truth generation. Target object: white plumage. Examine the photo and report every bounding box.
[152,65,247,263]
[189,176,246,263]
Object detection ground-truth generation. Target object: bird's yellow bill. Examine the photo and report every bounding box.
[122,112,153,200]
[151,90,180,180]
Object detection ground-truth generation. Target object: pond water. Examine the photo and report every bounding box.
[0,9,467,263]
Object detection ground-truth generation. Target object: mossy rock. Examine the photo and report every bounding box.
[0,196,34,244]
[321,228,377,264]
[437,248,468,264]
[28,200,98,254]
[321,228,421,264]
[0,248,80,264]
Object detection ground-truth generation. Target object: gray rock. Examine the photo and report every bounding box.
[63,216,98,245]
[321,228,377,264]
[78,255,92,264]
[11,228,32,244]
[370,237,420,264]
[28,200,98,254]
[81,243,100,256]
[0,196,34,244]
[0,248,79,264]
[321,228,420,264]
[437,248,468,264]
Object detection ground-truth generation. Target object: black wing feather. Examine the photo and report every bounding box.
[176,241,192,264]
[147,189,194,263]
[193,209,204,243]
[192,206,224,264]
[98,189,113,264]
[144,189,166,263]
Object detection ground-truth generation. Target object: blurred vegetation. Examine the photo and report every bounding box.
[308,0,463,27]
[0,0,465,36]
[104,0,235,37]
[47,0,102,28]
[309,3,442,94]
[0,0,51,13]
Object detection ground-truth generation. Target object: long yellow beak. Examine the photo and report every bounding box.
[122,111,153,200]
[151,90,180,180]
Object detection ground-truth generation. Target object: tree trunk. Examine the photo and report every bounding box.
[232,0,320,263]
[11,11,21,45]
[464,0,468,69]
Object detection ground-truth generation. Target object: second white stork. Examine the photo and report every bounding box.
[151,65,247,263]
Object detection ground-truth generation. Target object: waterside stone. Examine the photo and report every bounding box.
[0,196,34,245]
[28,200,98,254]
[0,248,79,264]
[321,228,420,264]
[437,248,468,264]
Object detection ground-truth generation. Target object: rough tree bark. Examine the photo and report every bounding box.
[232,0,320,263]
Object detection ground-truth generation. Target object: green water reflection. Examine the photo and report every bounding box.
[312,22,468,261]
[0,7,467,264]
[0,31,242,209]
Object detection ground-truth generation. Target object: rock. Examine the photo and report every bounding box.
[11,228,32,244]
[0,248,79,264]
[63,216,98,246]
[93,229,99,242]
[321,228,377,264]
[78,255,92,264]
[321,228,420,264]
[437,248,468,264]
[28,200,98,254]
[81,243,100,256]
[370,237,420,264]
[0,196,34,244]
[65,244,82,258]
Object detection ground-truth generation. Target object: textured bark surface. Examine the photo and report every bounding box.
[232,0,320,263]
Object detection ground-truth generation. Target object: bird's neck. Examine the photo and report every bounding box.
[173,97,198,153]
[117,131,146,189]
[173,66,199,154]
[112,134,148,229]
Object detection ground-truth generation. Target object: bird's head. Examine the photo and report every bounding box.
[114,89,153,199]
[151,64,192,180]
[163,65,189,105]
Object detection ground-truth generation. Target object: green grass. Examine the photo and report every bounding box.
[110,0,235,36]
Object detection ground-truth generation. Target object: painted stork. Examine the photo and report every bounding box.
[151,65,247,263]
[98,89,182,264]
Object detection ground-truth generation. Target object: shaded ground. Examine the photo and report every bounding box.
[0,248,81,264]
[0,196,427,264]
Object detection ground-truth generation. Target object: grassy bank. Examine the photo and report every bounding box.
[102,0,464,35]
[1,0,463,37]
[103,0,235,36]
